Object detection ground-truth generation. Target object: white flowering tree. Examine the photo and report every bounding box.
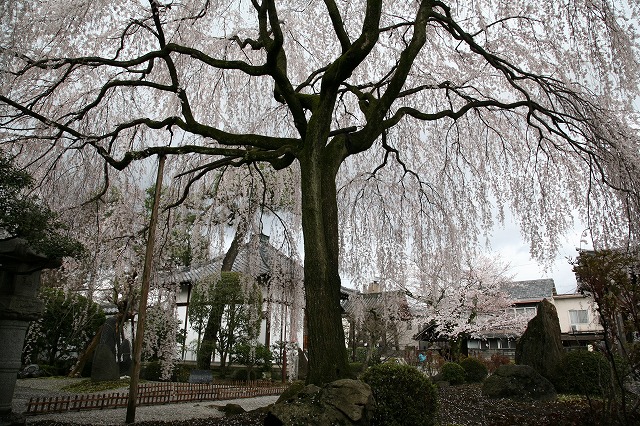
[408,256,528,342]
[2,0,639,385]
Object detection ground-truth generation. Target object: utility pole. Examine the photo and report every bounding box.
[126,155,165,424]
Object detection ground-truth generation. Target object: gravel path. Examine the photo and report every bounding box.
[13,378,279,425]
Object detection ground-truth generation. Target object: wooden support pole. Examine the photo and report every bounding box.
[126,155,165,424]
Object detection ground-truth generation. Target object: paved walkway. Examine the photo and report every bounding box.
[12,378,279,425]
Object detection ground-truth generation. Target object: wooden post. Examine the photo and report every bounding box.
[126,155,165,424]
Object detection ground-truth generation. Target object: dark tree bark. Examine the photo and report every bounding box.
[3,0,632,390]
[196,224,245,370]
[299,130,350,384]
[196,302,224,369]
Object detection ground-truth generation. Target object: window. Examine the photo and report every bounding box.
[569,309,589,325]
[508,306,537,317]
[499,338,515,349]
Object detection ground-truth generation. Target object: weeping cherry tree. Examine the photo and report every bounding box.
[1,0,639,385]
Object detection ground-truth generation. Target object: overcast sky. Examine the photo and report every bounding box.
[487,216,590,295]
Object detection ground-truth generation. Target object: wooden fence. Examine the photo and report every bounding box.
[26,381,286,416]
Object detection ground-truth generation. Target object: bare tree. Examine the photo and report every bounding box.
[1,0,639,385]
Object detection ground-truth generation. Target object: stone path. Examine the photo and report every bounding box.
[13,378,278,425]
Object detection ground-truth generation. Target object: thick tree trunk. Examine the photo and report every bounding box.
[196,303,223,369]
[197,225,245,369]
[300,140,349,385]
[67,324,104,377]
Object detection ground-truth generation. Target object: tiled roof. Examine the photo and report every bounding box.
[231,234,303,281]
[157,234,302,285]
[341,290,412,320]
[159,259,223,284]
[503,279,555,301]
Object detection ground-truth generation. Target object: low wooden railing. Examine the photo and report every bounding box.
[26,381,286,415]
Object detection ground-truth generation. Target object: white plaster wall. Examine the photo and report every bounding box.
[552,295,603,334]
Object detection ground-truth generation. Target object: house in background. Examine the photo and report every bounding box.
[466,279,556,358]
[467,279,604,358]
[341,282,413,363]
[161,234,305,370]
[553,292,604,349]
[415,278,604,361]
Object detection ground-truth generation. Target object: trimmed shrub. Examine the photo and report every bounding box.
[349,362,365,378]
[174,363,195,382]
[234,368,258,381]
[440,362,465,385]
[483,364,557,400]
[362,363,438,426]
[460,357,488,382]
[140,361,162,381]
[553,350,611,395]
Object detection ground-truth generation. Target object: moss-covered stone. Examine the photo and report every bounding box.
[515,299,563,380]
[220,403,246,416]
[482,364,557,401]
[266,379,374,426]
[275,380,308,404]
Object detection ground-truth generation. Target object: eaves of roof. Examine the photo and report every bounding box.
[157,234,303,285]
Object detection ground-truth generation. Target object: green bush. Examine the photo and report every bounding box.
[271,369,283,381]
[356,346,381,366]
[140,361,162,381]
[440,362,465,385]
[362,363,438,426]
[234,368,258,381]
[349,362,364,378]
[23,287,104,367]
[174,363,195,382]
[460,357,488,382]
[553,350,611,395]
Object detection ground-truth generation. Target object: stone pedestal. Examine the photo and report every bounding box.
[0,321,29,415]
[0,239,60,425]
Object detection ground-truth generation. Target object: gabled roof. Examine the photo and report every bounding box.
[504,279,555,302]
[232,234,303,281]
[158,234,303,285]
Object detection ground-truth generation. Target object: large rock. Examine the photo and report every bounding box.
[91,343,119,382]
[91,316,119,382]
[482,364,557,401]
[219,403,245,416]
[118,338,132,376]
[515,299,563,379]
[265,379,375,426]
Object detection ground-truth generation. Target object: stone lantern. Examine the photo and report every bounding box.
[0,239,61,425]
